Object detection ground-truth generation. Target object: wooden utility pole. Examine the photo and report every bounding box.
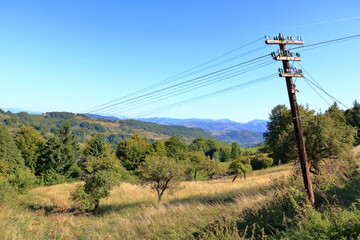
[266,34,315,205]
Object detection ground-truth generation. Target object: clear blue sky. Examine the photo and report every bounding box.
[1,0,359,122]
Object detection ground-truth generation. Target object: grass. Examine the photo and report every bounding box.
[0,163,292,240]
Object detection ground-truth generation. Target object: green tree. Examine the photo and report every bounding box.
[204,158,227,180]
[138,155,184,202]
[250,154,273,170]
[116,134,151,171]
[229,156,252,181]
[185,151,207,180]
[0,125,24,175]
[13,126,45,173]
[305,113,355,173]
[345,100,360,144]
[83,134,111,158]
[230,142,241,159]
[71,154,122,211]
[38,121,80,184]
[149,140,167,157]
[164,136,188,161]
[0,125,37,191]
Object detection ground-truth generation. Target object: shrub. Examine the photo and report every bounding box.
[251,154,274,170]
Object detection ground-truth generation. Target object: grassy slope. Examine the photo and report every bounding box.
[1,164,292,240]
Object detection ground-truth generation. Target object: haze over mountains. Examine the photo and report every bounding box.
[4,109,267,146]
[88,114,267,146]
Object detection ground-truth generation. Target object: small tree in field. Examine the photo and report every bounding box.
[138,155,184,202]
[229,156,252,182]
[71,135,122,211]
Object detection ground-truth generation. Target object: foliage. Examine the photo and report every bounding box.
[0,125,25,174]
[345,100,360,145]
[0,178,16,205]
[188,138,219,159]
[116,134,151,171]
[230,142,241,159]
[185,151,208,180]
[72,157,122,211]
[305,113,355,172]
[148,140,167,157]
[264,104,356,169]
[13,126,45,173]
[164,135,188,161]
[37,122,80,184]
[137,155,184,202]
[229,156,252,181]
[250,154,273,170]
[205,158,227,180]
[83,134,111,158]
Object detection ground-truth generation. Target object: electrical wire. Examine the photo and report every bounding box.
[86,54,270,114]
[97,59,275,115]
[82,37,264,113]
[134,73,277,117]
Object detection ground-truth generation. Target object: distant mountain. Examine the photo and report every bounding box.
[86,114,127,121]
[2,108,42,115]
[208,130,264,146]
[138,117,268,133]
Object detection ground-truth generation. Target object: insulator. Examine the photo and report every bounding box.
[299,69,303,74]
[265,36,269,40]
[296,53,301,57]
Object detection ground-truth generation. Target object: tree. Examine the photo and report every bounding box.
[116,134,151,171]
[137,155,184,202]
[72,134,122,211]
[0,125,24,175]
[83,134,111,159]
[250,154,273,170]
[188,138,219,159]
[38,121,80,184]
[204,158,226,180]
[13,126,45,173]
[229,156,252,181]
[148,140,167,157]
[345,100,360,144]
[264,104,356,172]
[0,125,37,191]
[71,154,122,211]
[164,136,188,161]
[304,113,355,173]
[230,142,241,159]
[185,151,207,180]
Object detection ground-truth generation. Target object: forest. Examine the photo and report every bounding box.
[0,101,359,239]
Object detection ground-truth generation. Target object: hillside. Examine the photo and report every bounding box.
[138,117,266,146]
[138,117,268,132]
[0,110,214,144]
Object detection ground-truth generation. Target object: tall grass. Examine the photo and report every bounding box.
[0,164,292,240]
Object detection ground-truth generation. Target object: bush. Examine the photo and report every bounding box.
[251,154,273,170]
[0,178,16,205]
[8,168,38,192]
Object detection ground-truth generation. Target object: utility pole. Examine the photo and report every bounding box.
[265,34,315,205]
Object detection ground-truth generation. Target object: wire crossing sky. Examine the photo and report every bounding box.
[1,1,360,122]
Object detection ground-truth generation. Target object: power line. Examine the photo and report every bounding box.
[292,33,360,51]
[82,37,264,113]
[97,59,275,115]
[134,73,277,117]
[86,54,270,114]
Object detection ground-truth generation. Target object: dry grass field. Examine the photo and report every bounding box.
[1,164,293,240]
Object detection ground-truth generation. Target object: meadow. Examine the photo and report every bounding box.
[1,164,292,240]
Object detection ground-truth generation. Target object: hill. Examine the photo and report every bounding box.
[138,117,267,146]
[0,110,214,144]
[138,117,268,132]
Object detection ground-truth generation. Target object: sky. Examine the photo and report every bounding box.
[1,0,360,122]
